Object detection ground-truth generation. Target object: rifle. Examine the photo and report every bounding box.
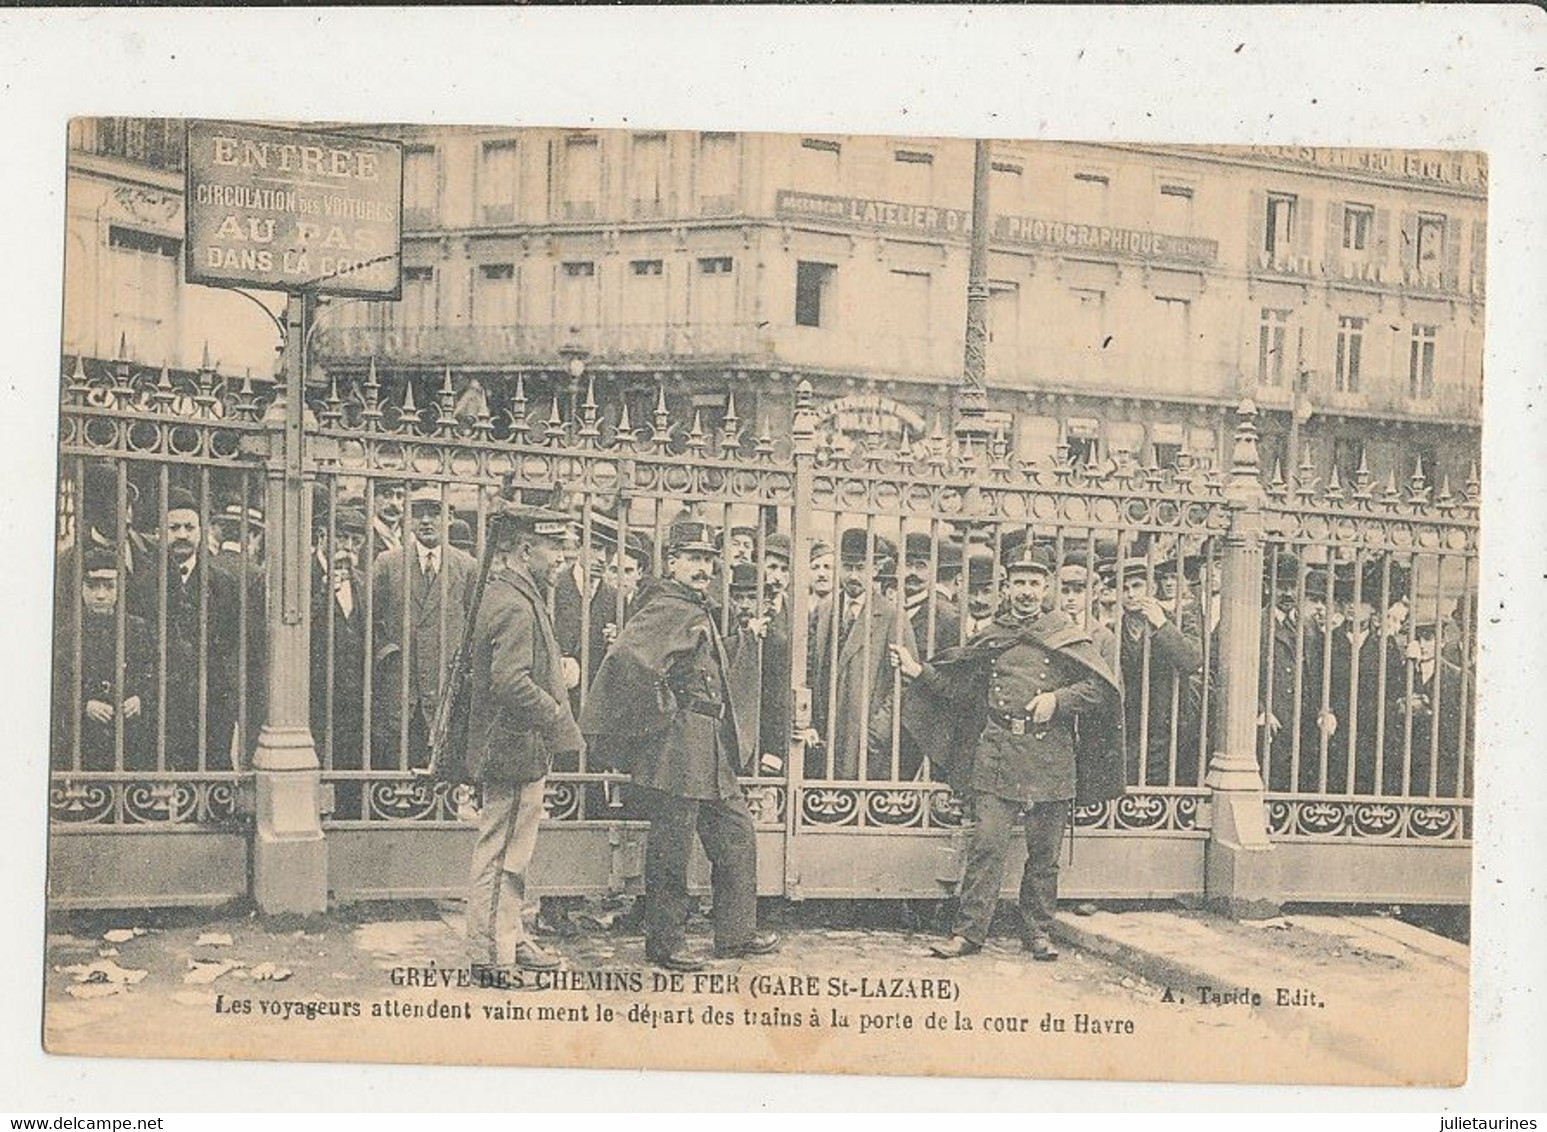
[417,497,506,785]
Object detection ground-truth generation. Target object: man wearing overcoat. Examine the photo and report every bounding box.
[889,543,1125,961]
[370,486,477,770]
[465,502,581,974]
[580,519,779,972]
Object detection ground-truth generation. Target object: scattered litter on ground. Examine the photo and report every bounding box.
[195,932,234,947]
[102,928,146,944]
[67,982,125,1000]
[98,948,118,958]
[184,958,243,985]
[250,962,293,982]
[58,959,148,986]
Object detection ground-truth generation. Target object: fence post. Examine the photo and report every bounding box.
[251,294,328,915]
[1204,399,1281,918]
[782,377,820,899]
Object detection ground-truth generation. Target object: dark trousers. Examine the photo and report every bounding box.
[636,786,758,957]
[955,793,1070,944]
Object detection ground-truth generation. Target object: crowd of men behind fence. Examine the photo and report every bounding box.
[51,464,1475,970]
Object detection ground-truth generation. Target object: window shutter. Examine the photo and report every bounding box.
[1470,218,1487,295]
[1325,202,1344,274]
[1373,208,1392,275]
[1247,190,1267,261]
[1294,197,1315,262]
[1399,211,1418,276]
[1443,217,1462,291]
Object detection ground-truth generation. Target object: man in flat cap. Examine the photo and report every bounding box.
[465,501,581,976]
[581,519,777,972]
[1393,609,1468,797]
[371,485,477,771]
[807,529,918,780]
[888,543,1124,960]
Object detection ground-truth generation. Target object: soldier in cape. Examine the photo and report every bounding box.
[887,543,1125,961]
[580,519,779,972]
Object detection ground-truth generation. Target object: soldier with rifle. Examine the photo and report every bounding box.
[428,494,581,976]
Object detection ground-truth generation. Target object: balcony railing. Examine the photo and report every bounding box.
[312,322,775,367]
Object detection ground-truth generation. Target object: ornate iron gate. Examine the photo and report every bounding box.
[48,356,1478,909]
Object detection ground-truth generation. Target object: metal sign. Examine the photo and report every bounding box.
[185,120,403,298]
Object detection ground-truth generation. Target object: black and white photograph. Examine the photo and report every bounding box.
[38,116,1485,1085]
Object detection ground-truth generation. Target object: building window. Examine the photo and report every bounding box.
[1065,435,1099,467]
[990,160,1023,211]
[1343,203,1373,251]
[1333,438,1366,485]
[1071,288,1106,350]
[403,147,438,228]
[1409,324,1437,400]
[562,136,601,220]
[883,270,931,352]
[795,261,836,328]
[1154,296,1191,363]
[797,138,841,191]
[988,282,1020,377]
[1264,192,1297,255]
[1416,212,1446,270]
[698,132,739,215]
[473,263,516,326]
[1335,315,1365,393]
[478,140,519,224]
[629,133,668,218]
[401,266,436,328]
[1256,307,1291,386]
[698,256,734,275]
[563,261,595,278]
[1157,184,1194,233]
[1152,442,1182,470]
[1072,172,1109,223]
[893,149,934,201]
[108,226,180,258]
[631,259,664,276]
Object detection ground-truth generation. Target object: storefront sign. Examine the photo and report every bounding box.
[816,393,928,440]
[1238,147,1487,190]
[185,120,403,298]
[775,190,1218,266]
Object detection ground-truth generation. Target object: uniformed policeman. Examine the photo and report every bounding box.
[581,519,779,972]
[889,543,1124,960]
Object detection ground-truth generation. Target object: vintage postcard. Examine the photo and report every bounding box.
[42,118,1480,1086]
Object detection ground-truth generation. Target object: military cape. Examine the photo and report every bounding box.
[898,608,1127,806]
[579,578,760,774]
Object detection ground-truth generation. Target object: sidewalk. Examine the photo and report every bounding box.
[42,897,1468,1084]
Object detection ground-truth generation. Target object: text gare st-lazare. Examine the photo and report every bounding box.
[196,133,396,280]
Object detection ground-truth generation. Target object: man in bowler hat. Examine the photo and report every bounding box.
[581,519,778,972]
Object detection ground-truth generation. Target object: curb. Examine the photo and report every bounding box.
[1048,914,1254,997]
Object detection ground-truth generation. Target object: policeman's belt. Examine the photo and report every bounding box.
[986,709,1044,737]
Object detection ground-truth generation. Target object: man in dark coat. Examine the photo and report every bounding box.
[756,533,794,775]
[370,486,477,771]
[310,505,370,816]
[580,519,778,972]
[131,487,264,771]
[1324,562,1407,795]
[807,529,918,779]
[888,544,1125,961]
[51,550,153,771]
[464,502,582,974]
[1116,560,1204,787]
[1391,614,1469,797]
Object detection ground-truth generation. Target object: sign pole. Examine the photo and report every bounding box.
[251,290,328,917]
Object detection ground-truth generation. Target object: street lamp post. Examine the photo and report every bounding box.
[956,139,993,456]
